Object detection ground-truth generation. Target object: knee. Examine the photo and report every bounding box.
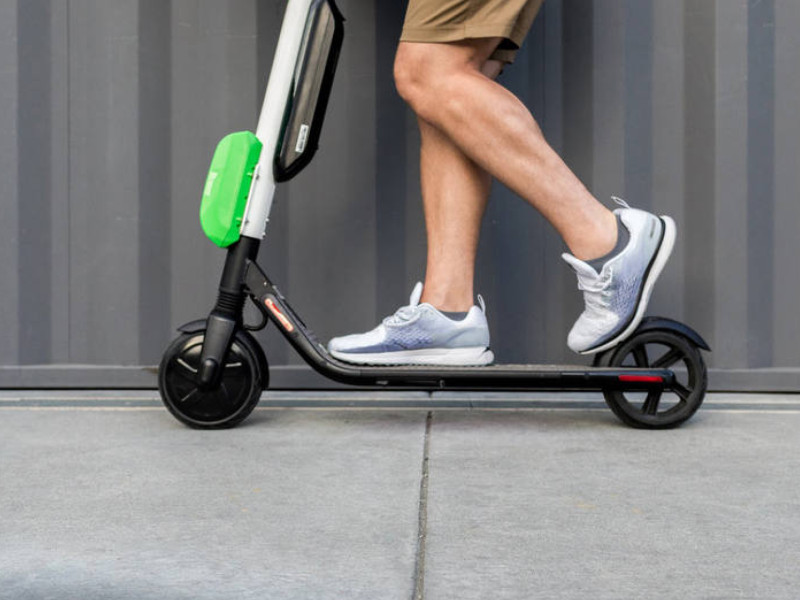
[394,44,460,122]
[393,44,429,111]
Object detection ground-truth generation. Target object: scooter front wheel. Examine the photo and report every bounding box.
[158,329,266,429]
[594,329,707,429]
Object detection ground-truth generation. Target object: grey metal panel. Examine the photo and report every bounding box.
[17,0,52,364]
[714,0,749,367]
[592,0,626,201]
[1,0,800,389]
[683,0,717,351]
[773,0,800,368]
[137,0,172,365]
[68,2,141,363]
[746,0,775,369]
[624,0,654,210]
[0,0,19,365]
[49,2,70,364]
[650,0,686,321]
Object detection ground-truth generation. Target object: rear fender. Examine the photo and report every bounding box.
[635,316,711,351]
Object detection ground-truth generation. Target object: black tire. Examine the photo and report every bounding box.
[158,329,267,429]
[594,329,707,429]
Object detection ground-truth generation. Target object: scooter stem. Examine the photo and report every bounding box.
[240,0,317,241]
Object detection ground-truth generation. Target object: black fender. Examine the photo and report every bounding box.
[634,316,711,351]
[178,319,209,334]
[176,319,269,387]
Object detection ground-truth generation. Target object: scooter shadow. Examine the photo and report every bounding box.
[241,392,634,432]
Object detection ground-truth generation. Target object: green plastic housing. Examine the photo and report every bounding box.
[200,131,263,247]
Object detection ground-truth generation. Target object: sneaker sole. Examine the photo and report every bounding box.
[329,346,495,366]
[579,215,677,355]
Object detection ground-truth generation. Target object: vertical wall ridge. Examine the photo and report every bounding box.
[714,0,749,367]
[0,0,20,365]
[17,0,53,364]
[624,0,654,209]
[562,0,594,198]
[650,0,686,321]
[50,1,71,363]
[137,0,172,364]
[683,0,717,346]
[746,0,775,368]
[591,0,625,200]
[772,0,800,368]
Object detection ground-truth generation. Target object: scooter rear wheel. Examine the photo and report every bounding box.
[158,329,266,429]
[594,329,707,429]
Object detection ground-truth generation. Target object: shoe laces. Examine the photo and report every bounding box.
[611,195,631,209]
[576,268,614,313]
[383,305,421,327]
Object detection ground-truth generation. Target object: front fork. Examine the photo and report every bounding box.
[197,236,262,389]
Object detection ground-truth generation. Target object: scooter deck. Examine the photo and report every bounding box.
[315,353,672,391]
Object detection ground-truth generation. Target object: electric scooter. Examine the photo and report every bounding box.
[158,0,710,430]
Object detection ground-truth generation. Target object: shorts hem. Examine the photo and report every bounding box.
[400,22,518,45]
[400,23,522,63]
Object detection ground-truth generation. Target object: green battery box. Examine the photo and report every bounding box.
[200,131,263,247]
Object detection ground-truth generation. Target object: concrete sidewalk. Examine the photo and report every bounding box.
[1,391,799,599]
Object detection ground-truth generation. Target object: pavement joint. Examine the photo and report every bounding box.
[412,411,433,600]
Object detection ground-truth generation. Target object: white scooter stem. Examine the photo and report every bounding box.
[240,0,316,240]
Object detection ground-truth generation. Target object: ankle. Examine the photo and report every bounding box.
[568,211,618,261]
[420,287,473,312]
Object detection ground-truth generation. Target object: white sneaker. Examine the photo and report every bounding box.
[564,199,676,354]
[327,283,494,366]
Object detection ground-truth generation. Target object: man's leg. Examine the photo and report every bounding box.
[395,37,675,355]
[417,60,504,312]
[394,38,618,263]
[325,56,501,365]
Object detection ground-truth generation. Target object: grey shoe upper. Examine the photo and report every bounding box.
[327,283,490,355]
[563,204,665,353]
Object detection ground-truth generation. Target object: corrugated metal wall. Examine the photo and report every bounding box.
[1,0,799,390]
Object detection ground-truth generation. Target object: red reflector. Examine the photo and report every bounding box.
[619,375,663,383]
[265,298,295,333]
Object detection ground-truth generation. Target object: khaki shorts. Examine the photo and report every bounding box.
[400,0,544,64]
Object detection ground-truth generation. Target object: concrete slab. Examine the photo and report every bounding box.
[423,408,800,600]
[3,392,799,599]
[0,409,427,600]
